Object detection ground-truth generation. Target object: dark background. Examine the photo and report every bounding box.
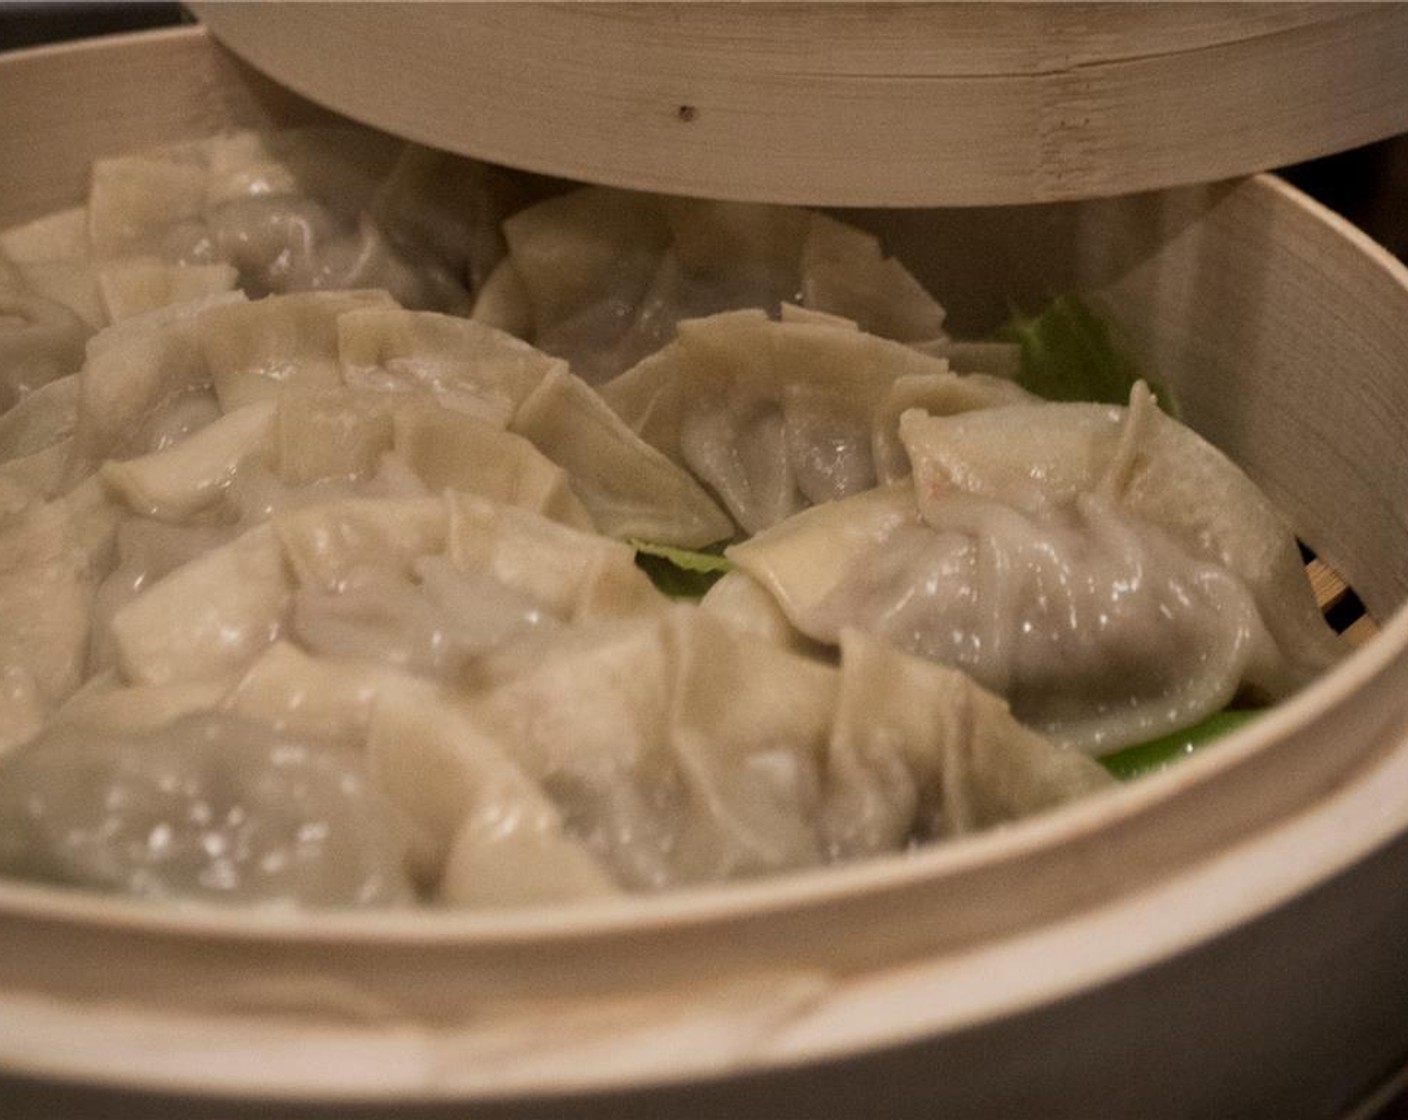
[0,1,190,50]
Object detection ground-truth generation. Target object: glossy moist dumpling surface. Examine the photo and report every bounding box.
[0,124,1345,911]
[460,608,1111,890]
[0,714,414,907]
[480,187,950,385]
[86,128,467,312]
[730,385,1344,754]
[600,309,1031,534]
[899,384,1344,685]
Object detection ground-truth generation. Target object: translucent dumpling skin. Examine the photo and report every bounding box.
[730,385,1345,755]
[0,122,1344,913]
[736,487,1279,753]
[0,715,413,908]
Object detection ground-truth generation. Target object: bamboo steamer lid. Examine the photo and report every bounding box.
[190,2,1408,206]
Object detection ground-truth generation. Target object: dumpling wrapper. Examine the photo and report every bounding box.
[73,290,247,463]
[0,498,103,663]
[271,387,398,487]
[52,125,467,311]
[97,257,239,323]
[0,439,73,508]
[226,640,437,744]
[274,494,448,592]
[85,127,401,259]
[0,499,100,705]
[699,569,817,655]
[726,482,919,621]
[100,399,276,522]
[0,712,414,909]
[497,186,671,381]
[0,290,92,411]
[50,673,233,736]
[0,207,88,263]
[289,562,556,681]
[510,364,733,546]
[662,608,839,881]
[898,383,1345,685]
[599,309,1024,534]
[88,519,238,676]
[199,289,395,412]
[87,150,207,257]
[15,259,106,331]
[918,338,1023,380]
[461,607,1108,893]
[109,522,291,686]
[369,143,529,291]
[202,127,403,218]
[369,688,619,904]
[491,186,947,384]
[829,630,1113,850]
[469,258,533,340]
[798,213,947,343]
[393,400,595,531]
[0,373,80,460]
[446,491,662,625]
[337,305,554,422]
[462,613,709,890]
[0,662,46,756]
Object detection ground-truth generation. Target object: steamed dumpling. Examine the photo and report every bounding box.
[0,713,412,908]
[108,522,291,687]
[72,290,246,464]
[479,186,949,384]
[0,373,79,462]
[369,689,619,905]
[0,285,92,410]
[601,309,1030,533]
[899,382,1345,684]
[96,257,239,324]
[338,306,734,546]
[0,116,1340,915]
[730,386,1344,754]
[459,607,1109,892]
[732,482,1284,754]
[87,128,468,313]
[0,487,121,720]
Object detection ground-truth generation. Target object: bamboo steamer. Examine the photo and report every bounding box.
[5,24,1408,1120]
[188,1,1408,206]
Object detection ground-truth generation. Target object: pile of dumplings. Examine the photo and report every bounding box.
[0,126,1343,911]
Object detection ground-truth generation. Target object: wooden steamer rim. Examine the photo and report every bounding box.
[190,1,1408,207]
[6,26,1408,1115]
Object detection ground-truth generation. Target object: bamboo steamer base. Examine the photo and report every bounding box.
[4,27,1408,1120]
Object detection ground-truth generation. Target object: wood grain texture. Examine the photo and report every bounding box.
[5,25,1408,1117]
[0,28,335,227]
[191,2,1408,206]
